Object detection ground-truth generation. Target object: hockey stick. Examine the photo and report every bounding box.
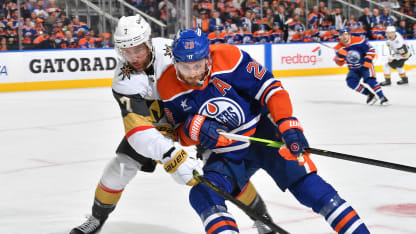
[192,170,290,234]
[220,132,416,174]
[317,41,337,51]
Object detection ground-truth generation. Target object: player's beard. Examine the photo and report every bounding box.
[130,53,151,72]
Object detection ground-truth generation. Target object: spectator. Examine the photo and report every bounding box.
[209,10,222,32]
[352,22,367,39]
[223,24,235,44]
[253,24,269,43]
[304,24,320,42]
[22,17,36,44]
[98,32,113,48]
[380,7,394,27]
[44,9,58,30]
[308,6,320,28]
[399,1,414,16]
[396,20,408,39]
[71,16,88,36]
[240,8,253,32]
[33,0,48,19]
[321,26,339,41]
[413,23,416,39]
[0,36,7,51]
[58,12,70,26]
[78,31,93,48]
[274,4,288,41]
[19,1,32,19]
[37,32,59,49]
[329,7,345,30]
[269,21,284,43]
[4,26,17,50]
[358,8,372,39]
[207,25,225,44]
[46,0,62,14]
[371,23,385,40]
[60,30,78,49]
[291,26,306,42]
[371,8,381,27]
[234,22,253,44]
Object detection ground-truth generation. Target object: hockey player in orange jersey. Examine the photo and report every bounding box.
[158,28,370,234]
[334,28,388,105]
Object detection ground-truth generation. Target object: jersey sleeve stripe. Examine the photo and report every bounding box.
[264,87,284,105]
[126,126,154,139]
[254,78,276,100]
[260,82,283,105]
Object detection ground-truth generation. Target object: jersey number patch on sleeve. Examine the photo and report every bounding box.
[120,96,132,112]
[246,61,265,80]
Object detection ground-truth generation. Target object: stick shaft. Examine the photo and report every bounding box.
[220,132,416,174]
[193,171,290,234]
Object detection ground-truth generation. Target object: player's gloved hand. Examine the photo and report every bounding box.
[276,117,309,163]
[363,59,372,68]
[334,56,346,66]
[183,114,232,149]
[162,147,203,186]
[337,48,347,57]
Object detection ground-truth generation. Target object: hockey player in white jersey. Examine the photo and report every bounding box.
[70,15,276,234]
[69,14,202,234]
[380,26,412,86]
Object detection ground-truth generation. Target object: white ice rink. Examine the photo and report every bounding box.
[1,74,415,234]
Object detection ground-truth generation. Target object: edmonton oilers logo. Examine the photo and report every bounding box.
[199,97,245,128]
[346,50,361,64]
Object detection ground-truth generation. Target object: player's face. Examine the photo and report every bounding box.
[387,31,396,40]
[176,58,208,87]
[340,33,350,45]
[120,43,151,72]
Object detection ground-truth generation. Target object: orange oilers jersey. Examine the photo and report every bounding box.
[334,37,376,69]
[157,44,292,160]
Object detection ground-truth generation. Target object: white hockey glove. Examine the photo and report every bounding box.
[162,147,203,186]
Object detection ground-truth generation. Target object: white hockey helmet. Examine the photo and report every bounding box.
[114,14,151,49]
[386,26,396,33]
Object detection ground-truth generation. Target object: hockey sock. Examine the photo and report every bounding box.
[364,77,384,98]
[234,181,272,221]
[93,182,123,222]
[190,172,239,234]
[289,173,369,234]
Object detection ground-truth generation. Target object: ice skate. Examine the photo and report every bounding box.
[397,77,408,85]
[380,96,389,105]
[366,92,377,105]
[70,215,104,234]
[254,220,276,234]
[380,79,391,86]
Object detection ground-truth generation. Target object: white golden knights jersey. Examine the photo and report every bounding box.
[386,32,412,60]
[111,37,175,162]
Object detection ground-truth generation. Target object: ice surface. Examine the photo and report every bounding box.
[1,74,415,234]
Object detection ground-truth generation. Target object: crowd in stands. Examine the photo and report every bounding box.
[1,0,416,51]
[187,0,416,44]
[0,0,113,51]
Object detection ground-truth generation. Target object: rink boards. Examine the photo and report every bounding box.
[1,40,416,92]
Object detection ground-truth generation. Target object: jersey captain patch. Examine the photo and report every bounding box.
[199,97,245,129]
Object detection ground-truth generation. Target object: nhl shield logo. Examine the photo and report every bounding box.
[199,97,245,128]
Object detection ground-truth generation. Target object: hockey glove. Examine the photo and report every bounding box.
[334,56,346,66]
[183,114,232,149]
[276,117,309,164]
[337,48,347,57]
[162,147,203,186]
